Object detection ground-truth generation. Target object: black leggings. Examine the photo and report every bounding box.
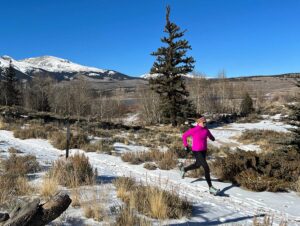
[184,151,212,187]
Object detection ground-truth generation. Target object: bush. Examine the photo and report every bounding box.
[143,162,157,170]
[156,151,178,170]
[240,92,254,116]
[121,149,178,170]
[48,153,96,187]
[39,177,59,199]
[114,177,192,219]
[0,174,33,203]
[82,140,113,153]
[211,149,300,192]
[50,131,89,150]
[237,129,287,152]
[115,205,151,226]
[2,153,40,176]
[13,124,59,140]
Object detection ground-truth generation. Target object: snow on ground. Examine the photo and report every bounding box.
[1,125,300,226]
[113,142,149,153]
[122,113,139,125]
[209,119,293,151]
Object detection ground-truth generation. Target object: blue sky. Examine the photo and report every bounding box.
[1,0,299,77]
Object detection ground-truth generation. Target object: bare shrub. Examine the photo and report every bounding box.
[83,204,104,222]
[49,153,96,187]
[114,177,192,219]
[115,205,152,226]
[212,149,300,192]
[2,153,40,176]
[156,151,178,170]
[143,162,157,170]
[295,177,300,193]
[50,131,66,149]
[13,124,59,140]
[113,177,135,203]
[50,131,89,150]
[252,214,288,226]
[121,149,177,170]
[82,140,113,153]
[8,147,22,154]
[0,174,33,203]
[237,113,264,123]
[121,152,143,164]
[237,129,287,152]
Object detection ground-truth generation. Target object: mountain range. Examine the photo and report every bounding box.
[0,55,136,81]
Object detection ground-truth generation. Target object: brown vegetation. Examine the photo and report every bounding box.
[114,177,192,220]
[121,149,178,170]
[2,153,40,176]
[48,153,96,187]
[237,129,289,152]
[211,149,300,192]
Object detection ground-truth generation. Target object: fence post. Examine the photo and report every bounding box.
[66,119,70,159]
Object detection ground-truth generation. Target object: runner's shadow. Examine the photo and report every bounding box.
[217,184,237,197]
[96,175,118,184]
[168,214,264,225]
[190,178,220,183]
[190,179,235,197]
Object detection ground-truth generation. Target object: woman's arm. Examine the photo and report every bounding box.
[207,129,215,141]
[182,128,194,147]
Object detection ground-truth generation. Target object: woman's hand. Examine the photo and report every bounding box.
[184,146,191,152]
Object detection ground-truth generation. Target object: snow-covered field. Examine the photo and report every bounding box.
[0,118,299,225]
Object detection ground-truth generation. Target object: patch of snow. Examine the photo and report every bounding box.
[122,113,139,125]
[113,142,149,153]
[21,56,107,73]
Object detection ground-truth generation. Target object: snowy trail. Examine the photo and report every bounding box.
[1,130,300,225]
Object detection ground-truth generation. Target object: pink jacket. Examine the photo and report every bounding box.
[182,125,215,151]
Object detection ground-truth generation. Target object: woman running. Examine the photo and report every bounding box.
[181,116,219,195]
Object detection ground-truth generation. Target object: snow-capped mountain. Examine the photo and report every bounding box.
[0,55,133,81]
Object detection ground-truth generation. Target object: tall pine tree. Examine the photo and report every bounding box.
[285,81,300,153]
[3,61,19,106]
[150,6,195,126]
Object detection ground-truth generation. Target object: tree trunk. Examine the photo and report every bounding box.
[1,192,71,226]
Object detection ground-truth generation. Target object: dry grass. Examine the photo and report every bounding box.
[8,147,22,154]
[39,176,59,199]
[156,151,178,170]
[79,186,111,222]
[2,153,40,176]
[115,205,152,226]
[82,140,113,153]
[143,162,157,170]
[295,177,300,193]
[252,214,288,226]
[237,129,287,152]
[114,177,192,220]
[13,124,59,140]
[48,153,96,187]
[211,149,300,192]
[121,149,178,170]
[0,174,34,203]
[50,131,90,150]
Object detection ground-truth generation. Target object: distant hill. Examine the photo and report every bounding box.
[0,55,140,81]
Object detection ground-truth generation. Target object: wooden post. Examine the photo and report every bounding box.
[66,119,70,159]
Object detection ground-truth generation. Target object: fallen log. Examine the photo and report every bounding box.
[1,192,71,226]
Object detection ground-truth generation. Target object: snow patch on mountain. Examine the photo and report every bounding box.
[21,56,108,73]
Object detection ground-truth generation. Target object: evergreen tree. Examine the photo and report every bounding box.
[285,81,300,152]
[3,61,20,106]
[150,5,196,126]
[240,92,253,116]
